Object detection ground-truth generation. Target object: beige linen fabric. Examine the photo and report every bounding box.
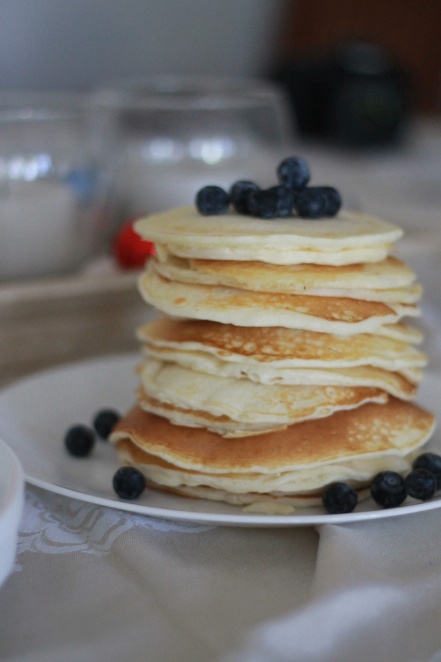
[5,485,441,662]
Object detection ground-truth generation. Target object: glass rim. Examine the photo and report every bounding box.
[0,91,91,122]
[93,75,289,112]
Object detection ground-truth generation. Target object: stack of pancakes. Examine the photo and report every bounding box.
[110,205,435,512]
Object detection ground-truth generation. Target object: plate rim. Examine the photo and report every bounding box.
[23,470,441,527]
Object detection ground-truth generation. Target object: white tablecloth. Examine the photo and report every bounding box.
[2,117,441,662]
[1,486,318,661]
[3,485,441,662]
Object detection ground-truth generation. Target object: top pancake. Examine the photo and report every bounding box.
[135,206,403,265]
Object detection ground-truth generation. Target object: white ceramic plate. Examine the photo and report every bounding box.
[0,438,24,586]
[0,353,440,527]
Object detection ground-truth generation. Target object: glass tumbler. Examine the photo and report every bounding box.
[0,93,111,281]
[93,76,295,224]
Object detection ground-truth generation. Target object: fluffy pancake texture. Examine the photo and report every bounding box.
[154,254,421,303]
[137,319,426,372]
[135,206,402,265]
[138,358,388,435]
[110,401,435,503]
[139,265,419,335]
[141,348,419,399]
[110,201,434,512]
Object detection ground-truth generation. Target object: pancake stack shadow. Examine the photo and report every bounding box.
[110,205,435,513]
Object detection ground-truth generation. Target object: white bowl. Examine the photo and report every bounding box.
[0,438,24,587]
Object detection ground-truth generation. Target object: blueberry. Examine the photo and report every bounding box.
[294,186,342,219]
[295,187,328,218]
[370,471,407,508]
[277,156,310,190]
[316,186,342,216]
[93,409,121,440]
[112,466,146,500]
[247,185,295,219]
[64,424,95,457]
[229,180,260,214]
[195,185,229,215]
[322,482,358,514]
[405,468,437,501]
[412,452,441,489]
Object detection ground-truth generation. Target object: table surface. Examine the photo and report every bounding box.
[2,117,441,662]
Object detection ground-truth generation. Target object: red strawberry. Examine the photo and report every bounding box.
[113,219,155,270]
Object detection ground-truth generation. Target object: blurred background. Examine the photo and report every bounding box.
[1,0,441,383]
[0,1,283,89]
[0,0,439,113]
[0,0,438,112]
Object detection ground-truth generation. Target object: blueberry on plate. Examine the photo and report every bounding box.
[64,424,95,457]
[229,180,260,214]
[93,409,121,440]
[322,482,358,514]
[412,452,441,489]
[112,466,146,500]
[370,471,407,508]
[195,185,229,215]
[276,156,310,190]
[405,468,437,501]
[247,185,295,219]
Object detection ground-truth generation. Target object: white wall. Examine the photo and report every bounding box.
[0,0,285,91]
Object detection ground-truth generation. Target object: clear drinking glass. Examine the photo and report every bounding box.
[0,93,110,280]
[93,76,295,223]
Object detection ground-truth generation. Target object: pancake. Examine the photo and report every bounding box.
[141,344,419,399]
[110,400,435,505]
[153,254,420,303]
[139,266,419,335]
[137,390,288,437]
[136,390,286,437]
[136,386,388,438]
[117,199,434,512]
[137,319,427,372]
[136,206,403,265]
[377,322,423,343]
[138,358,388,434]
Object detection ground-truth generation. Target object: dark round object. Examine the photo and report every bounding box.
[295,185,341,218]
[322,482,358,514]
[64,424,95,457]
[412,452,441,489]
[277,156,310,190]
[112,466,146,500]
[195,185,229,215]
[405,468,437,501]
[370,471,407,509]
[93,409,121,440]
[295,187,328,218]
[229,180,260,214]
[316,186,342,216]
[247,185,295,219]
